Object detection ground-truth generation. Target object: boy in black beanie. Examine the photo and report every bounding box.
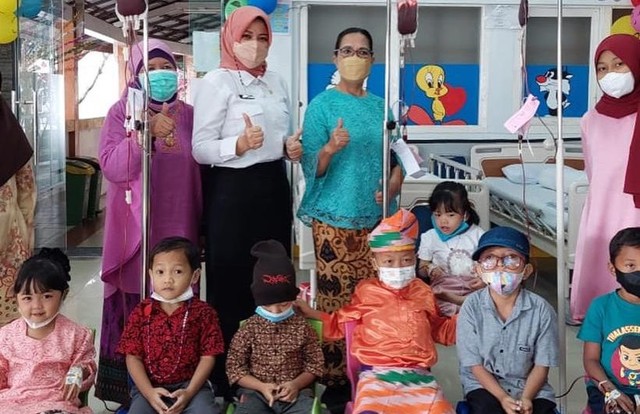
[226,240,324,413]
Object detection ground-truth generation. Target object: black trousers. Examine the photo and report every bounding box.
[203,160,292,396]
[466,389,557,414]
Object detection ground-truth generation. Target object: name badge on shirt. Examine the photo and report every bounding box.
[518,346,531,352]
[239,94,255,100]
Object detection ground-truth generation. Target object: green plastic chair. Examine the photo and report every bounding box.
[226,318,325,414]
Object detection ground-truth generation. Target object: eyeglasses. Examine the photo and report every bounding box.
[479,254,524,271]
[334,47,373,59]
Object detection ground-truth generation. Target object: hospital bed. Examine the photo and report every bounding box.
[400,154,490,232]
[466,143,589,271]
[293,154,491,276]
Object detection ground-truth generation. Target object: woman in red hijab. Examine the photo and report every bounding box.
[571,34,640,322]
[192,6,302,396]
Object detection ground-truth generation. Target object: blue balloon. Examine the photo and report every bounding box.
[19,0,42,19]
[248,0,277,15]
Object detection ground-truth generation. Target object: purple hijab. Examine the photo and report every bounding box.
[129,38,179,110]
[99,39,201,296]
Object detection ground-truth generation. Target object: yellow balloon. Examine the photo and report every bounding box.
[611,15,638,36]
[0,0,17,14]
[0,12,17,44]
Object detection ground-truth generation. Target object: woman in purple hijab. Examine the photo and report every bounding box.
[94,39,202,406]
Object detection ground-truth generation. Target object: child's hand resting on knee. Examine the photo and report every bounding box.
[276,381,300,403]
[144,387,174,413]
[166,388,193,414]
[260,382,279,407]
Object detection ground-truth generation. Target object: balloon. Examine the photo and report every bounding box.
[633,6,640,32]
[248,0,278,15]
[0,12,17,44]
[19,0,42,19]
[224,0,248,19]
[0,0,17,14]
[633,0,640,7]
[611,15,637,36]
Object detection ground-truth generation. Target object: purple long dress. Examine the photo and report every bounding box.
[94,43,202,404]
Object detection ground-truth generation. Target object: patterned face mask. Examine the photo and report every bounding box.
[480,271,524,296]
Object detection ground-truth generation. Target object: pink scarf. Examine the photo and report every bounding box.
[219,6,272,78]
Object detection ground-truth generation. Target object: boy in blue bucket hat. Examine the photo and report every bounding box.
[456,227,560,414]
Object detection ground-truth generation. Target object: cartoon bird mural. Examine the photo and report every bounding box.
[407,64,467,125]
[418,65,447,122]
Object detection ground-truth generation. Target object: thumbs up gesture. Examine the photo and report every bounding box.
[238,113,264,155]
[327,118,349,155]
[149,102,175,138]
[285,129,303,161]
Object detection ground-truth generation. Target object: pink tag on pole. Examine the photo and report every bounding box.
[504,94,540,134]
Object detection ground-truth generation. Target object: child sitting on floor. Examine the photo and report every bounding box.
[226,239,325,413]
[297,208,457,414]
[417,181,485,316]
[0,248,97,414]
[118,236,224,414]
[579,227,640,414]
[457,226,559,414]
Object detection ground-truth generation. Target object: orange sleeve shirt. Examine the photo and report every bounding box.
[320,278,456,368]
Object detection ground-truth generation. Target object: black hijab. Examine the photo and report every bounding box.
[0,72,33,187]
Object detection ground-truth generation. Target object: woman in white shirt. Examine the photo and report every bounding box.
[192,5,301,396]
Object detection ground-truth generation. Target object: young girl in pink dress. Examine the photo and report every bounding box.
[0,248,97,414]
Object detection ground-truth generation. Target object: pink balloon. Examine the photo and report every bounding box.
[633,6,640,32]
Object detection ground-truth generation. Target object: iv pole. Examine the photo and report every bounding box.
[115,0,151,298]
[555,0,567,411]
[382,0,393,219]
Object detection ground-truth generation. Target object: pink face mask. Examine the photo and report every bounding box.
[233,40,268,69]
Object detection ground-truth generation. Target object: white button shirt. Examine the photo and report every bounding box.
[192,68,291,168]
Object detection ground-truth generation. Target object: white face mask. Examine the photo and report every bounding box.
[379,266,416,290]
[23,312,59,330]
[598,71,635,99]
[151,286,194,304]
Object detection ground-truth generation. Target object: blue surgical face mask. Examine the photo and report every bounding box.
[256,305,295,323]
[139,69,178,102]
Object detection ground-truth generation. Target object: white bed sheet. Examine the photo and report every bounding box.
[485,177,568,231]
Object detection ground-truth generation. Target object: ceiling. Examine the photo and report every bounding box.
[63,0,222,54]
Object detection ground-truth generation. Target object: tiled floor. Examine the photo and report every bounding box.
[63,253,588,414]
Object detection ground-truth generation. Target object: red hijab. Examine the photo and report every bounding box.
[220,6,272,78]
[594,34,640,207]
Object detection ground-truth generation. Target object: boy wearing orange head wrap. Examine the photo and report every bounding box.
[297,208,457,414]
